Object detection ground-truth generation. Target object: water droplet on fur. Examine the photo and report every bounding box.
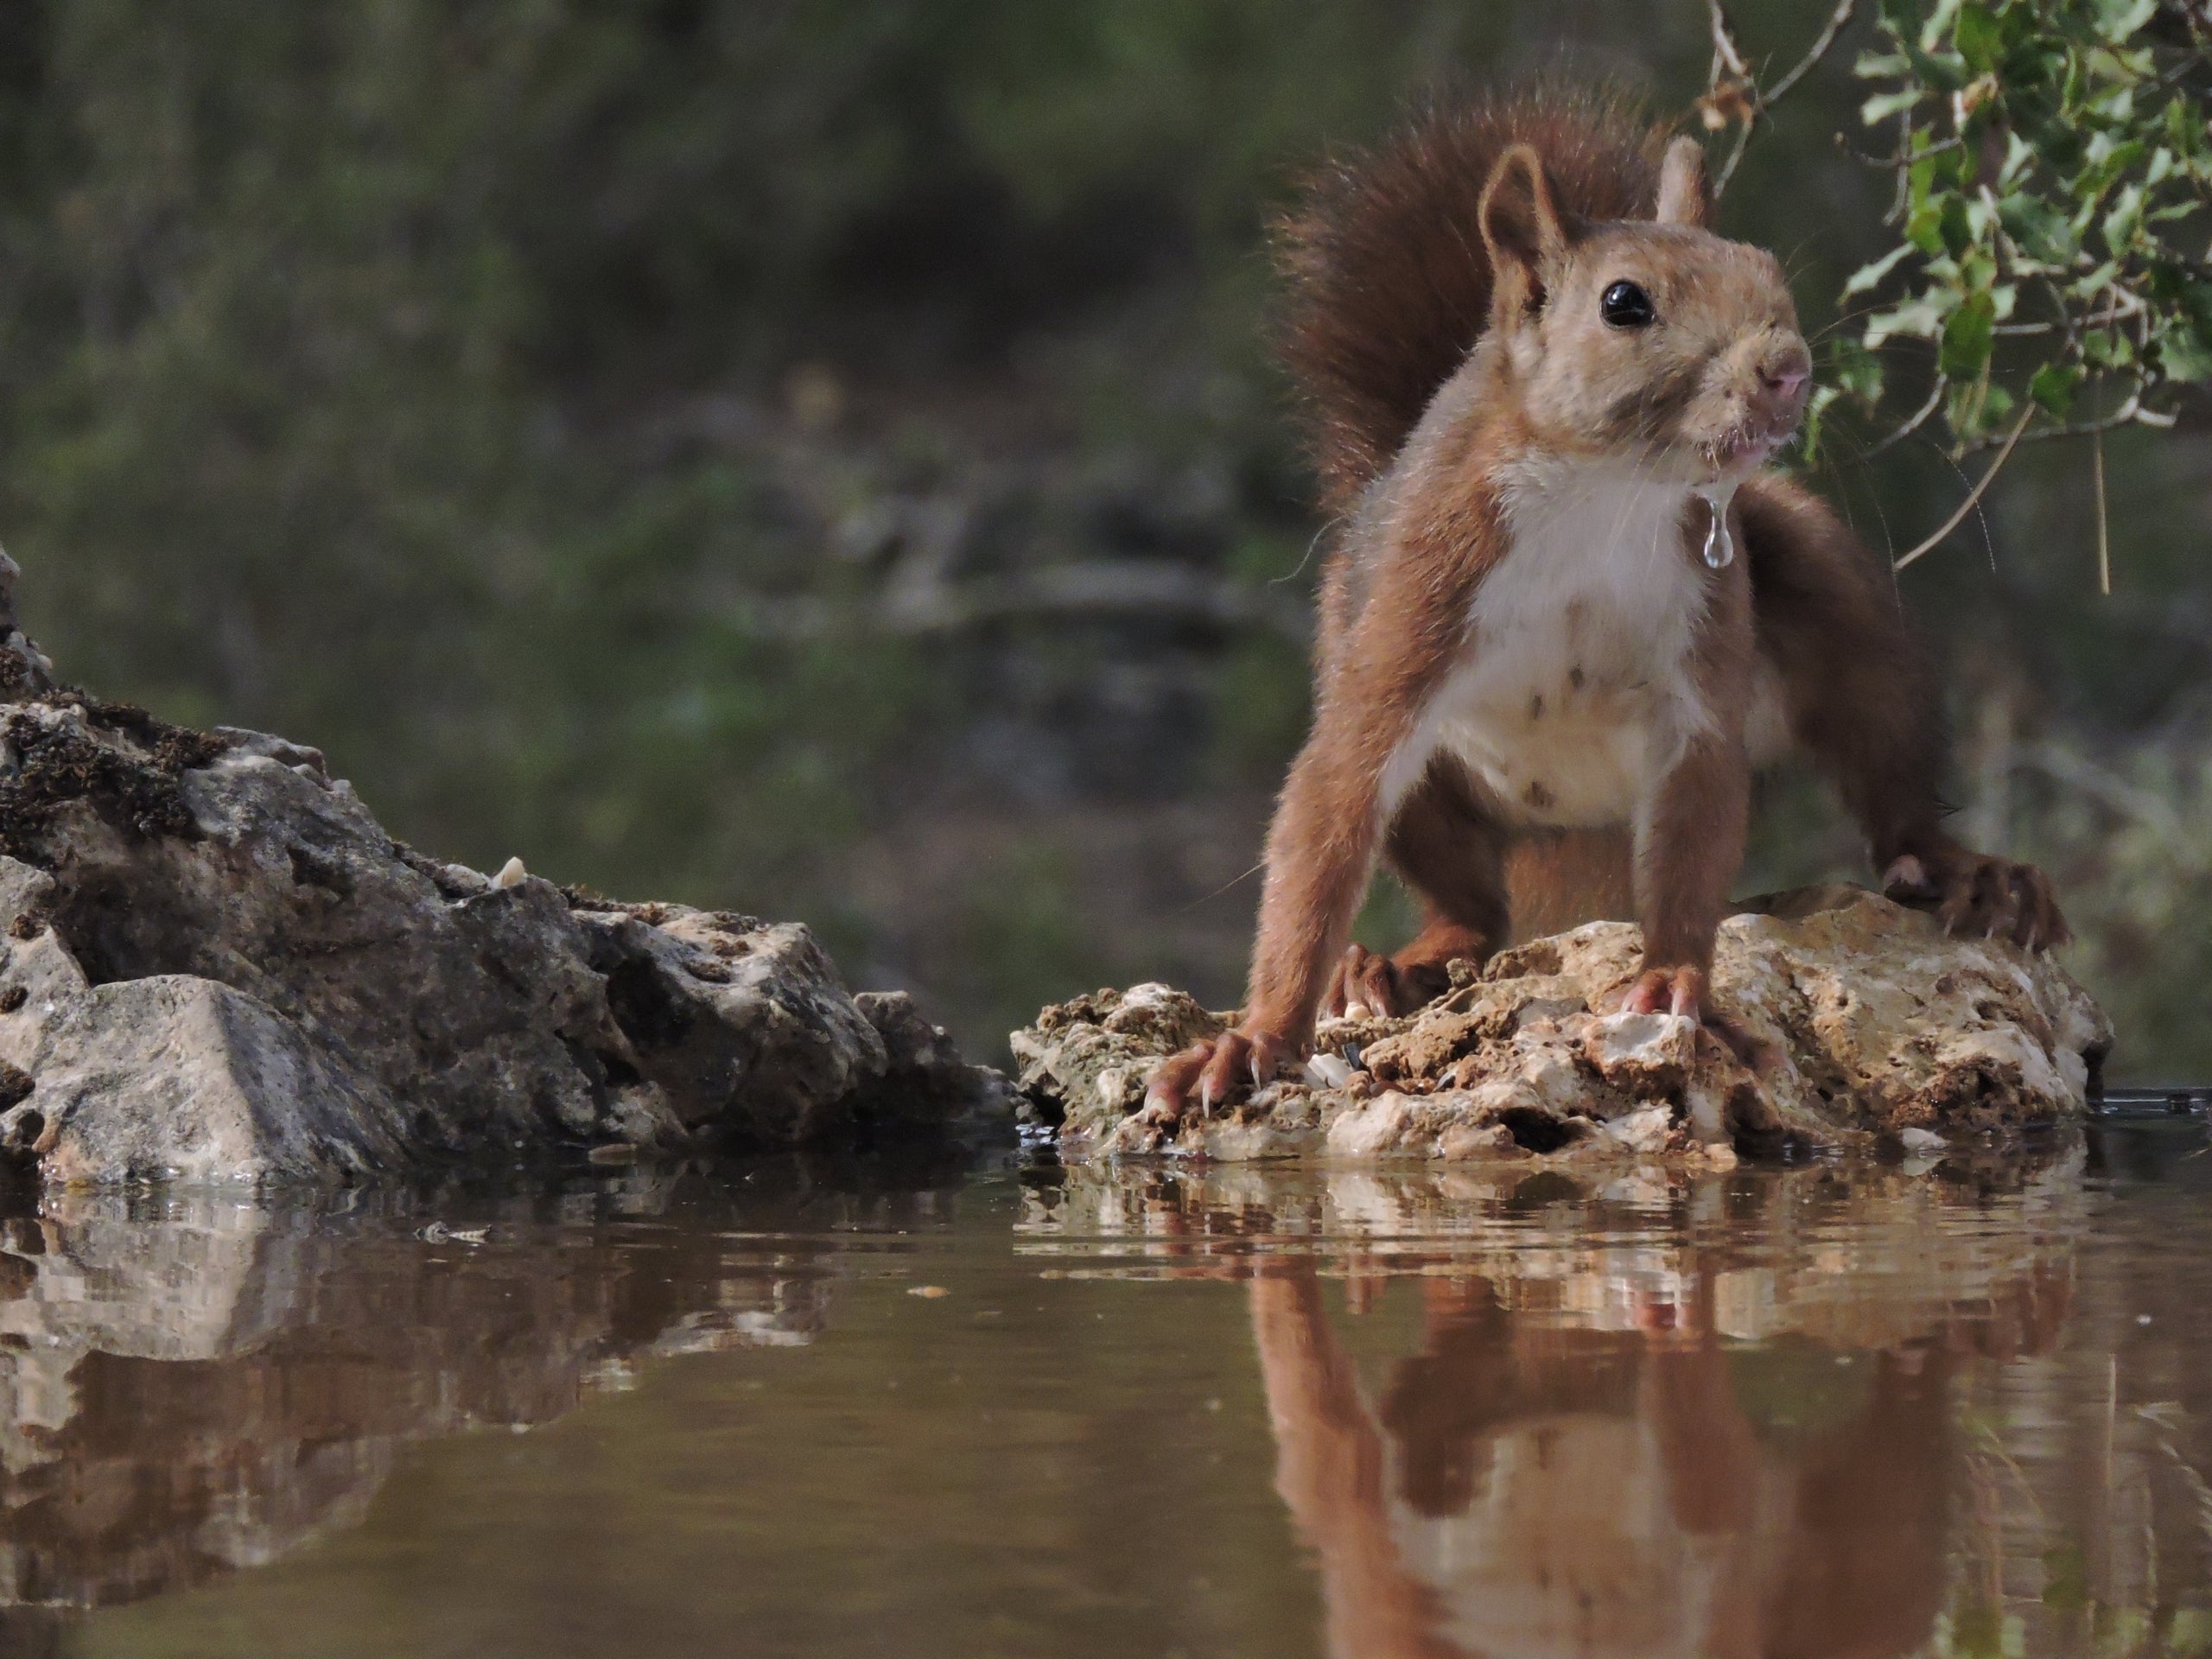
[1695,484,1738,570]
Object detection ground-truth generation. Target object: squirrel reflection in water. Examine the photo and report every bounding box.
[1249,1264,2064,1659]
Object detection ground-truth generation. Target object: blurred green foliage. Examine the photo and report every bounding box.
[0,1,2205,1072]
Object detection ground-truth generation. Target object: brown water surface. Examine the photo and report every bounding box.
[3,1120,2209,1658]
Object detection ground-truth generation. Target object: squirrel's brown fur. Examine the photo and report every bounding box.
[1275,85,1669,517]
[1144,82,2069,1121]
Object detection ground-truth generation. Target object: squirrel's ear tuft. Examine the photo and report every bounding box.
[1655,137,1710,228]
[1478,145,1567,317]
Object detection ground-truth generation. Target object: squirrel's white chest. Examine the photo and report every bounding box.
[1389,469,1715,828]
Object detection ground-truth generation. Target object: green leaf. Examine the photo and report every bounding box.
[1801,385,1839,464]
[2164,96,2202,158]
[1955,4,2004,71]
[2029,361,2083,416]
[2093,0,2155,41]
[1908,199,1948,256]
[1999,192,2076,264]
[2077,136,2148,201]
[1828,336,1887,406]
[2101,181,2145,252]
[1862,87,1926,125]
[2082,328,2137,370]
[1844,243,1915,297]
[2155,319,2212,385]
[1940,289,1997,380]
[1866,290,1955,346]
[1920,0,1967,54]
[2067,258,2120,301]
[1946,194,1981,256]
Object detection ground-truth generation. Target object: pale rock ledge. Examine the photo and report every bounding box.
[1010,885,2113,1163]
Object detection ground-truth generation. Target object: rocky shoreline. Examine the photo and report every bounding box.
[1012,884,2113,1165]
[0,556,1011,1187]
[0,546,2120,1185]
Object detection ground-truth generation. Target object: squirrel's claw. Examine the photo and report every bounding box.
[1323,928,1481,1020]
[1883,850,2069,952]
[1612,964,1772,1071]
[1145,1027,1292,1120]
[1324,944,1405,1020]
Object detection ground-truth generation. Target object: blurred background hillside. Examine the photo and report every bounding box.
[1,0,2205,1077]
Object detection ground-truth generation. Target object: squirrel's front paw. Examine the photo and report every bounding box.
[1610,964,1770,1070]
[1616,962,1709,1020]
[1144,1027,1294,1119]
[1882,851,2069,951]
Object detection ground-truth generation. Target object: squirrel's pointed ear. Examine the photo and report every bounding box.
[1478,145,1567,313]
[1655,137,1710,228]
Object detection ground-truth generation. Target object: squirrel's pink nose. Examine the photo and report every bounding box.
[1753,343,1812,423]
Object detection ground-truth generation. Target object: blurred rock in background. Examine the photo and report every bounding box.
[0,1,2204,1074]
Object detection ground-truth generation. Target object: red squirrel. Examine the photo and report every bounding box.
[1147,85,2068,1116]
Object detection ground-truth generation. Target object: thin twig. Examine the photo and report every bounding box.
[1862,374,1949,459]
[1704,0,1858,200]
[1707,0,1751,78]
[2094,419,2112,596]
[1765,0,1859,103]
[1713,123,1757,199]
[1837,133,1960,170]
[1894,400,2037,570]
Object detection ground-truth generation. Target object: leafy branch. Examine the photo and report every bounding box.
[1701,0,2212,572]
[1830,0,2212,454]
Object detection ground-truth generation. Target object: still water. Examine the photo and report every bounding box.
[2,1120,2209,1659]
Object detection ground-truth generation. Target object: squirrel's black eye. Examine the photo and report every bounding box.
[1601,280,1656,328]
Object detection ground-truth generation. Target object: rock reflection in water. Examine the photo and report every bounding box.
[0,1159,958,1639]
[3,1137,2207,1658]
[1020,1144,2209,1659]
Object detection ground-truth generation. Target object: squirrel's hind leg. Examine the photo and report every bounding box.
[1324,759,1509,1020]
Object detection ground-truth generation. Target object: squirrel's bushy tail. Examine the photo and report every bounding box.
[1273,82,1668,514]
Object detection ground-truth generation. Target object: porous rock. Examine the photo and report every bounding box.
[1011,883,2113,1162]
[0,579,1010,1187]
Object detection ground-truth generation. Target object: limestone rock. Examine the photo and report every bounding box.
[4,976,414,1185]
[0,606,1009,1188]
[1008,982,1224,1136]
[1011,884,2113,1163]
